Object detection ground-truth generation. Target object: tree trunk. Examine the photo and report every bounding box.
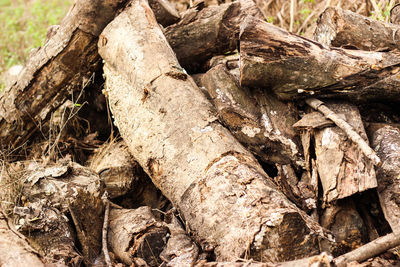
[314,7,400,51]
[371,126,400,233]
[148,0,180,27]
[0,0,128,149]
[98,0,330,262]
[199,63,303,167]
[108,207,168,266]
[239,16,400,102]
[164,0,263,72]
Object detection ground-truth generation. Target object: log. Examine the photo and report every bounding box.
[0,210,45,267]
[294,102,377,203]
[199,63,304,167]
[13,202,83,266]
[98,0,330,262]
[0,0,128,149]
[108,207,169,266]
[21,159,104,264]
[164,0,263,72]
[371,126,400,233]
[239,16,400,101]
[314,7,400,51]
[148,0,180,27]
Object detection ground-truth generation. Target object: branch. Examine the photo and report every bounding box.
[102,192,112,267]
[305,98,381,166]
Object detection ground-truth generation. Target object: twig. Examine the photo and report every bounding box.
[334,232,400,266]
[289,0,295,32]
[102,192,112,267]
[305,98,381,166]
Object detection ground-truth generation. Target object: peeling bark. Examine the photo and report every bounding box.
[239,16,400,101]
[98,0,329,262]
[200,63,303,167]
[0,0,128,149]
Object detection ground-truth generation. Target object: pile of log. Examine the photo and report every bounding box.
[1,0,400,266]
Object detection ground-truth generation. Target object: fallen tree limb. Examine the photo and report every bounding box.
[334,232,400,266]
[98,0,330,261]
[314,7,400,51]
[239,16,400,101]
[165,0,263,72]
[371,126,400,233]
[0,0,129,149]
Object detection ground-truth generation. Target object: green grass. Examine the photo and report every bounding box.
[0,0,72,91]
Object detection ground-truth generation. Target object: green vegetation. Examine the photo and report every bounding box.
[0,0,71,91]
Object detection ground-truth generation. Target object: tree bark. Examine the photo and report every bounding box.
[0,0,128,149]
[0,210,45,267]
[314,7,400,51]
[199,63,303,167]
[98,0,330,262]
[148,0,180,27]
[371,126,400,233]
[164,0,263,72]
[108,207,168,266]
[239,16,400,102]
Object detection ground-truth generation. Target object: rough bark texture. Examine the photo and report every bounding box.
[0,0,128,149]
[20,160,104,264]
[108,207,168,266]
[239,16,400,101]
[0,211,45,267]
[199,63,303,167]
[314,7,400,51]
[148,0,180,27]
[98,0,329,262]
[371,126,400,233]
[164,0,263,72]
[88,140,139,198]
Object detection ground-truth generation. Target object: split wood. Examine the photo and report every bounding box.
[305,98,381,166]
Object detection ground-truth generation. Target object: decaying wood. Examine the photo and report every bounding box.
[319,200,366,256]
[98,0,330,262]
[294,102,377,203]
[314,7,400,51]
[239,16,400,102]
[334,232,400,267]
[306,98,380,166]
[0,210,45,267]
[13,201,82,265]
[0,0,129,149]
[199,63,303,167]
[371,126,400,233]
[164,0,263,72]
[88,140,140,199]
[196,253,332,267]
[108,206,168,266]
[160,210,199,266]
[19,160,104,264]
[149,0,180,27]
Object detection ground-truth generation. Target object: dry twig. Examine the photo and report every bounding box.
[102,192,112,267]
[305,98,381,166]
